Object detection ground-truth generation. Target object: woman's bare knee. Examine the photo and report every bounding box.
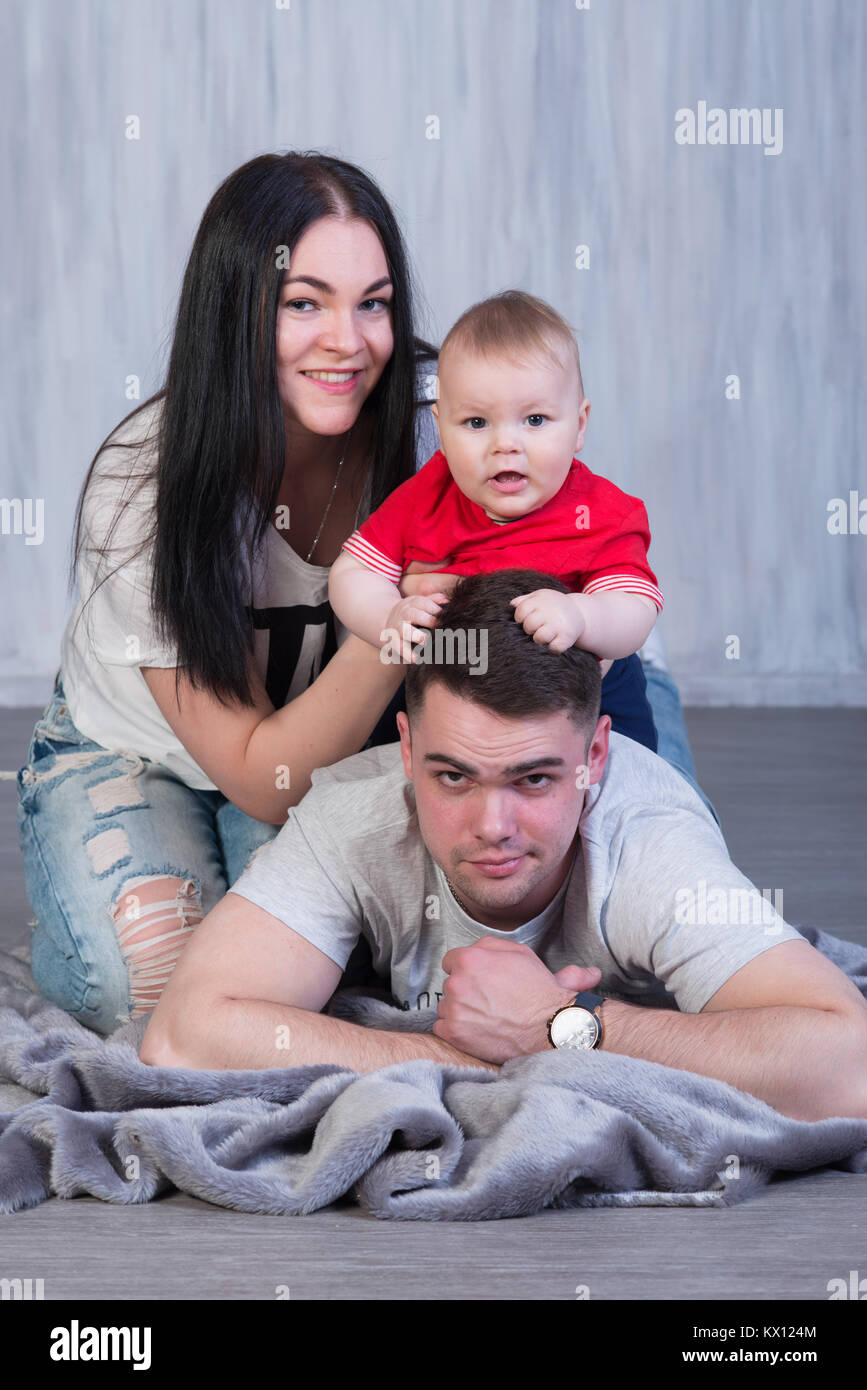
[111,874,203,1018]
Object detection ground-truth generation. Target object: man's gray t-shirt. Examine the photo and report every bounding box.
[230,733,802,1015]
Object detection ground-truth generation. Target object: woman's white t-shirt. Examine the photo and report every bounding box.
[60,370,440,790]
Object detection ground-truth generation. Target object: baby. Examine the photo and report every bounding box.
[329,290,662,669]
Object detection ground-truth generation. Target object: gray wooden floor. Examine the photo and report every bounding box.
[1,706,865,1301]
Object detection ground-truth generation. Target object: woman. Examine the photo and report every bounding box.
[17,150,710,1037]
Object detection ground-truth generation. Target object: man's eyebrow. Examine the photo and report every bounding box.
[282,274,393,296]
[423,753,566,777]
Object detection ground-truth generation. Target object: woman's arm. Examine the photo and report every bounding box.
[141,632,404,824]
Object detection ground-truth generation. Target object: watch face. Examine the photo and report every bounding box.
[550,1006,599,1050]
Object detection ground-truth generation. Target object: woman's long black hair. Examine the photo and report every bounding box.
[68,150,438,706]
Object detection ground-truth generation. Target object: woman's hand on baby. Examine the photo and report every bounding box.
[510,589,586,654]
[398,561,461,600]
[382,594,448,663]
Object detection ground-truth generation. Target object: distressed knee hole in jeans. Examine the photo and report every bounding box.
[111,875,203,1019]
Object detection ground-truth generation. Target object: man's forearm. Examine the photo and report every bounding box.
[600,998,866,1121]
[155,980,863,1121]
[162,995,498,1075]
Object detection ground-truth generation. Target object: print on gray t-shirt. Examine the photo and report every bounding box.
[230,733,801,1015]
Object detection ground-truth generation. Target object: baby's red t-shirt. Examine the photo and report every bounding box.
[341,450,663,610]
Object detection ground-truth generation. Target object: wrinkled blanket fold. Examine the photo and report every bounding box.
[1,924,866,1220]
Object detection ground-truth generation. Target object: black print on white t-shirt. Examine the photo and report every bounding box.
[399,991,445,1010]
[247,601,337,709]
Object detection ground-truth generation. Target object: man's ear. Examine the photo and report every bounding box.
[397,710,413,779]
[429,401,438,423]
[587,713,610,785]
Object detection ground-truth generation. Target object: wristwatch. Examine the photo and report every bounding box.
[547,990,605,1050]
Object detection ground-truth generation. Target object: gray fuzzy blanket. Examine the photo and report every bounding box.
[1,925,866,1220]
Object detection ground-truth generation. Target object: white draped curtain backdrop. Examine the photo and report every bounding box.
[1,0,864,704]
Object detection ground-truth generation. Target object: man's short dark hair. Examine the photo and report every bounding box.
[403,568,602,745]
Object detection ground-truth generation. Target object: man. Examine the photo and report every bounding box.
[140,570,867,1123]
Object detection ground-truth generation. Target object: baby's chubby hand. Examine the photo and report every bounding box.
[510,588,586,654]
[382,593,449,663]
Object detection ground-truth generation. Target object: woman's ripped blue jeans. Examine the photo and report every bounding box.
[16,671,280,1035]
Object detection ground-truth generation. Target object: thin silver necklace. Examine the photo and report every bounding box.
[305,427,353,564]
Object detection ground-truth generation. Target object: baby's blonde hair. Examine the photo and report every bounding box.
[438,290,584,399]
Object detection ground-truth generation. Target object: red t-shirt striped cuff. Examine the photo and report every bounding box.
[341,532,403,584]
[582,574,664,612]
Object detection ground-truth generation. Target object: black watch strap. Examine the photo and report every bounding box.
[572,990,604,1014]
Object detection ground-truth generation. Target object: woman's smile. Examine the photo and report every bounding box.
[301,368,364,394]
